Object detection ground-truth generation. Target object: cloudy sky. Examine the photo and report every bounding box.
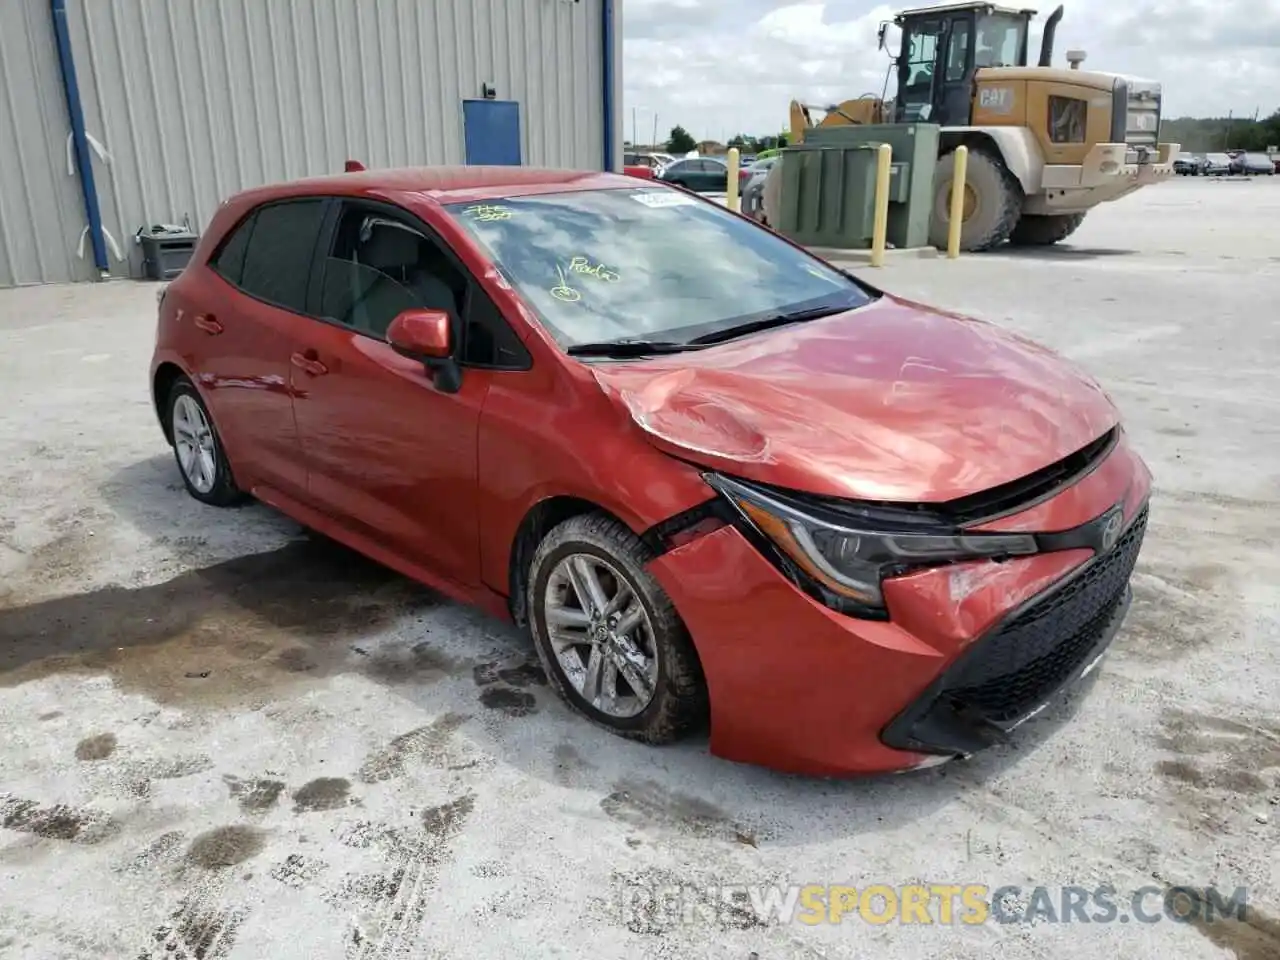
[622,0,1280,143]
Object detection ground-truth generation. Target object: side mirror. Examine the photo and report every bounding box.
[387,308,462,393]
[388,308,451,359]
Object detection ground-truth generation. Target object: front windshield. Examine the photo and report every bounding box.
[444,187,871,349]
[974,14,1025,67]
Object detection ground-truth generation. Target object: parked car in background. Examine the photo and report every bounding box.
[657,156,749,194]
[1202,153,1233,176]
[1227,152,1247,175]
[1240,152,1276,175]
[623,153,662,180]
[648,152,675,169]
[1173,155,1205,175]
[151,166,1152,776]
[741,157,777,220]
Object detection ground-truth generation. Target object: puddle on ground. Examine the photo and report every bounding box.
[292,777,353,813]
[0,535,468,706]
[185,825,266,869]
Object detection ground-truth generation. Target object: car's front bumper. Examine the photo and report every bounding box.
[646,434,1152,777]
[882,508,1146,757]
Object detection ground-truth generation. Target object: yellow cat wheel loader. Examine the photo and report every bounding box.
[787,2,1180,251]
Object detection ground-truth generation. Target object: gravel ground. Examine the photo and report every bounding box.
[1,177,1278,959]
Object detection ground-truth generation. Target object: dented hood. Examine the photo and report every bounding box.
[591,295,1119,503]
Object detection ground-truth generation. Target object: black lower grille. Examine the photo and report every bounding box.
[940,506,1148,723]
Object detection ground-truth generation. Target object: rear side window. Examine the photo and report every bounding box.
[209,211,256,286]
[239,199,327,313]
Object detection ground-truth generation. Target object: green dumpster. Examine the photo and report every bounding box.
[774,124,940,250]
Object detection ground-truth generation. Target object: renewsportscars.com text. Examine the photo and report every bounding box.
[617,883,1249,928]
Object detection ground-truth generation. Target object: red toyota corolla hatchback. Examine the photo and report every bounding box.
[151,167,1150,776]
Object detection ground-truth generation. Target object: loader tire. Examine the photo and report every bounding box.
[1009,212,1087,246]
[929,148,1022,252]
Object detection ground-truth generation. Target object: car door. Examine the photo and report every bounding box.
[704,159,729,192]
[661,159,688,185]
[288,199,526,586]
[196,198,326,500]
[685,159,710,191]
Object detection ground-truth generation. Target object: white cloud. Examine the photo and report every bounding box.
[623,0,1280,143]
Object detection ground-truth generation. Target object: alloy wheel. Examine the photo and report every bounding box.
[172,393,217,495]
[542,553,659,718]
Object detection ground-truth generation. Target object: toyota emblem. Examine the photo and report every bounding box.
[1100,508,1124,551]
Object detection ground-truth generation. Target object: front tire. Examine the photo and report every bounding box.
[1008,212,1087,246]
[929,147,1023,252]
[527,513,708,744]
[166,376,244,507]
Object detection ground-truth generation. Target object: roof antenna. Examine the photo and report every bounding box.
[345,159,366,172]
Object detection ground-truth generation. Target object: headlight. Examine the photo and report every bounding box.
[706,473,1037,615]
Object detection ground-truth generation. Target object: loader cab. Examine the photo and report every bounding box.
[891,2,1034,126]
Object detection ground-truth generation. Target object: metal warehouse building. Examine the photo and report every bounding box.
[0,0,621,287]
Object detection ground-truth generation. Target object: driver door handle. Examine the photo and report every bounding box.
[193,314,223,335]
[291,351,329,377]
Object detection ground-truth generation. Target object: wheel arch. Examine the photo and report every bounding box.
[152,361,188,445]
[940,126,1044,198]
[507,496,631,627]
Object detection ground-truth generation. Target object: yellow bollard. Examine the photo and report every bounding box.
[726,147,741,212]
[869,143,892,267]
[946,145,969,259]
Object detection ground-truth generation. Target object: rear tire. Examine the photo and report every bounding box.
[1008,212,1087,246]
[929,147,1023,252]
[527,513,708,744]
[166,376,245,507]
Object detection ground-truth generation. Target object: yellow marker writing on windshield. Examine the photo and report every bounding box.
[568,255,620,282]
[550,264,581,302]
[464,204,513,222]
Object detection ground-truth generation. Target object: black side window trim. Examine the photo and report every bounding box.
[312,197,532,372]
[208,195,334,317]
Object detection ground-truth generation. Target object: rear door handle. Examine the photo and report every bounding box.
[290,351,329,377]
[193,314,223,335]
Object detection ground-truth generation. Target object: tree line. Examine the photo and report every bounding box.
[1158,110,1279,153]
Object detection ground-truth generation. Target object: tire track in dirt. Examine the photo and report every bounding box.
[333,795,476,959]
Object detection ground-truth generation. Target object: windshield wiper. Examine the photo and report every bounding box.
[686,303,853,346]
[566,339,704,358]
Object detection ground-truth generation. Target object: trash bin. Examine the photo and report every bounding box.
[137,225,200,280]
[773,144,881,248]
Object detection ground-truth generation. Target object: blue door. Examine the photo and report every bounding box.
[463,100,522,165]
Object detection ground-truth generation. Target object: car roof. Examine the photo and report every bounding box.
[226,166,635,206]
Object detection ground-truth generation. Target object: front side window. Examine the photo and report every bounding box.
[900,19,943,118]
[238,199,326,313]
[974,14,1025,67]
[904,21,941,86]
[319,208,466,339]
[318,204,528,367]
[445,187,873,351]
[945,20,972,81]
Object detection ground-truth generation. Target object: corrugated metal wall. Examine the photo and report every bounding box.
[0,0,103,285]
[1,0,612,287]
